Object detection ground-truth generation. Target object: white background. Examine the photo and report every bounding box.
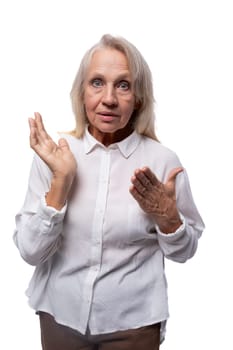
[0,0,232,349]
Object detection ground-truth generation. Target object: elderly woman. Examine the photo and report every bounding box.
[14,34,204,350]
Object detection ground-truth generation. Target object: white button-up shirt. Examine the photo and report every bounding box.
[14,129,204,342]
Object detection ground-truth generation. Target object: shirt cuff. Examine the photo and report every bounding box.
[37,196,67,224]
[156,215,186,239]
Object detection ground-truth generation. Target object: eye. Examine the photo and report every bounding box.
[117,80,130,90]
[91,78,103,88]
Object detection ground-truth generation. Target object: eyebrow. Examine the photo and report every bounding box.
[88,72,132,81]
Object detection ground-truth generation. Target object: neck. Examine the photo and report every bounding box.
[88,125,134,146]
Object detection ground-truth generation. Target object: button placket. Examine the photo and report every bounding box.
[81,149,111,325]
[91,149,110,267]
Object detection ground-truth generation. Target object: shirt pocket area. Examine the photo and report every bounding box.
[127,204,158,244]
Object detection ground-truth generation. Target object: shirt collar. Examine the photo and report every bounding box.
[83,128,142,158]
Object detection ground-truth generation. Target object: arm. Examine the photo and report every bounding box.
[13,155,67,265]
[13,113,77,265]
[29,112,77,209]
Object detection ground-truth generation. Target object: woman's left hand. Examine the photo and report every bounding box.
[129,166,183,233]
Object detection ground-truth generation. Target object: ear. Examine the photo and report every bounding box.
[134,99,141,110]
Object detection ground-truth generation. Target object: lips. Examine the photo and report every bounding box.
[97,111,119,121]
[98,111,119,117]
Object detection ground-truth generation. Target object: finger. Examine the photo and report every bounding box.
[129,185,144,202]
[28,118,38,147]
[28,116,36,127]
[141,167,160,186]
[34,112,52,142]
[131,175,148,196]
[28,117,36,134]
[34,112,44,131]
[134,168,154,190]
[34,112,48,135]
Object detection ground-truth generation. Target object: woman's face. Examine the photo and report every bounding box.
[83,48,136,145]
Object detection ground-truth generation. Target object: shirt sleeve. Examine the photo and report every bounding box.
[13,154,67,266]
[157,169,205,263]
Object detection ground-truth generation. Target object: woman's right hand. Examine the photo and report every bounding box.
[29,112,77,209]
[29,112,77,179]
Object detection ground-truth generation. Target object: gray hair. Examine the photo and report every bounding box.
[70,34,158,141]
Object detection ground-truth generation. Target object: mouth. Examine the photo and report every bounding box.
[97,111,119,121]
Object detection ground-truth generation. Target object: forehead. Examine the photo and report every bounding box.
[87,48,130,76]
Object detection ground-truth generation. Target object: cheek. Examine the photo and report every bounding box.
[123,99,136,115]
[84,92,98,111]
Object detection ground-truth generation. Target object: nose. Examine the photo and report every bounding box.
[102,84,118,107]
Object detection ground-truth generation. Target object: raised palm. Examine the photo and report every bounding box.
[29,112,77,181]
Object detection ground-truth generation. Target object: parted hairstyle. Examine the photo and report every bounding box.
[70,34,158,141]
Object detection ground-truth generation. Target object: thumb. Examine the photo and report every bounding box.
[58,138,70,151]
[167,167,184,183]
[165,167,183,194]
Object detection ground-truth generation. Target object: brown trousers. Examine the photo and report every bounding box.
[39,312,160,350]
